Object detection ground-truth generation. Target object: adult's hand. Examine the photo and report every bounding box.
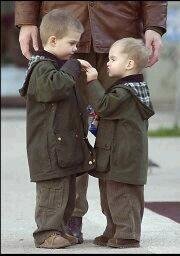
[145,30,163,67]
[19,25,39,59]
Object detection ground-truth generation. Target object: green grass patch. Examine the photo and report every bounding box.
[148,126,180,137]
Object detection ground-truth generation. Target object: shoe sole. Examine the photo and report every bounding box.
[77,238,83,244]
[62,235,78,245]
[36,242,71,249]
[107,242,140,249]
[93,241,108,246]
[36,245,70,249]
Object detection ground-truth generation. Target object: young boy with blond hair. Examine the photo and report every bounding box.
[19,9,95,249]
[78,37,155,249]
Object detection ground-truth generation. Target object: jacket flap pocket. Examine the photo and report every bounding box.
[55,131,84,168]
[95,140,111,150]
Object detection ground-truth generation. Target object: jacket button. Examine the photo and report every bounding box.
[58,137,62,141]
[89,161,93,165]
[75,134,78,138]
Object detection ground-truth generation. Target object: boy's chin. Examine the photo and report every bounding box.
[60,55,72,60]
[62,57,70,60]
[108,72,113,77]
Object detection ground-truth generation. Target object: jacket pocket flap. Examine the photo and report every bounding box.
[55,132,84,168]
[95,140,111,150]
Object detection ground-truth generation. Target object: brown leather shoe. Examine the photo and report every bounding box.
[37,233,71,249]
[62,233,78,245]
[93,235,110,246]
[107,238,140,248]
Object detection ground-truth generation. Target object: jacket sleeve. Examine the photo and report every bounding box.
[29,61,76,103]
[15,1,42,27]
[87,80,131,119]
[141,1,167,35]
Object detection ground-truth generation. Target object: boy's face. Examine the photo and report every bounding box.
[47,30,82,60]
[107,44,131,78]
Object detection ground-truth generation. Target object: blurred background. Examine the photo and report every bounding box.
[1,1,180,128]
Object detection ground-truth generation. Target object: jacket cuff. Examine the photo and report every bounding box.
[87,80,105,107]
[145,26,166,37]
[61,59,81,80]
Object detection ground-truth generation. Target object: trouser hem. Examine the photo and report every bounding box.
[113,232,140,241]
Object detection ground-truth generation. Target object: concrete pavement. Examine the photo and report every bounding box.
[1,109,180,254]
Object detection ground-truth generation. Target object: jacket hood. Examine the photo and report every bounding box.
[19,50,66,97]
[111,74,155,120]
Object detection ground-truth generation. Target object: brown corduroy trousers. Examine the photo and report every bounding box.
[99,179,144,241]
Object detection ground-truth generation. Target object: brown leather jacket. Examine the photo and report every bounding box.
[15,1,167,53]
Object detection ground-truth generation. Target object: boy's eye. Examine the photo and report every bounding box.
[69,42,76,46]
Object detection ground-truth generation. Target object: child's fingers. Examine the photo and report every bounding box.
[77,59,92,68]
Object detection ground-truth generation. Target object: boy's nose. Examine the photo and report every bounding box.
[73,46,77,52]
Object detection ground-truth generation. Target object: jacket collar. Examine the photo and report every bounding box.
[114,74,144,86]
[33,50,66,68]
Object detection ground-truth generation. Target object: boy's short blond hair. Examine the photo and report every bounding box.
[40,9,84,46]
[111,37,150,71]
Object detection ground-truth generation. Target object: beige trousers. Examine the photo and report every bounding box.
[33,175,76,246]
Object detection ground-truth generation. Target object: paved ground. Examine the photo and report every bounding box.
[1,109,180,254]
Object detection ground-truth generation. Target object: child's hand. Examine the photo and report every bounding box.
[86,67,98,83]
[77,59,92,69]
[77,59,98,82]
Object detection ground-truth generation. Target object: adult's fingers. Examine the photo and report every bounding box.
[19,25,39,59]
[145,30,163,67]
[19,34,32,59]
[31,28,39,51]
[147,40,163,67]
[145,36,153,58]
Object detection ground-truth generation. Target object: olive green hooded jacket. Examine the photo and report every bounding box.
[20,50,95,182]
[87,74,155,185]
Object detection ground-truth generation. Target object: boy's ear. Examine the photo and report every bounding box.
[48,36,57,46]
[126,59,135,70]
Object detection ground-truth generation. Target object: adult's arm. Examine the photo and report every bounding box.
[141,1,167,35]
[141,1,167,67]
[15,1,42,59]
[15,1,42,27]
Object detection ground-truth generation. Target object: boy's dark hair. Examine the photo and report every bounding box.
[40,9,84,46]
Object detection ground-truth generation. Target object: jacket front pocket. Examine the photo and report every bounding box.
[94,141,111,173]
[55,131,84,168]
